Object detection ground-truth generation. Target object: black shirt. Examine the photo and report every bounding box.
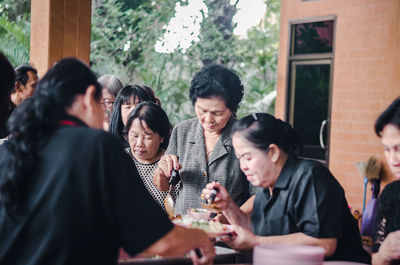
[0,118,173,265]
[373,180,400,264]
[251,155,370,263]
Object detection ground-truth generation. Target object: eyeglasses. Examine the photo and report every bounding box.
[101,99,114,108]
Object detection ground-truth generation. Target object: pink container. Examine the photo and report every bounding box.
[187,208,212,220]
[253,244,326,265]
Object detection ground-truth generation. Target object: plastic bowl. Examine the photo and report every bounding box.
[187,208,212,220]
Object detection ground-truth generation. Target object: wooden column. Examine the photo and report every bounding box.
[30,0,91,76]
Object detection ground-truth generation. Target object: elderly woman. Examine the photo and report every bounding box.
[154,64,255,215]
[372,97,400,265]
[123,101,178,211]
[0,58,214,265]
[202,113,370,263]
[98,75,124,131]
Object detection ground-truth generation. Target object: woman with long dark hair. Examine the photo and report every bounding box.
[109,85,156,146]
[0,58,214,265]
[203,113,370,263]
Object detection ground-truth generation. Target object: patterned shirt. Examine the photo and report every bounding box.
[125,148,179,212]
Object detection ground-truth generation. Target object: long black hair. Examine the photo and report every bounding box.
[109,85,156,141]
[232,113,303,155]
[0,52,15,138]
[1,58,101,217]
[123,101,172,150]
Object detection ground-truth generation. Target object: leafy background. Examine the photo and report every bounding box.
[0,0,280,125]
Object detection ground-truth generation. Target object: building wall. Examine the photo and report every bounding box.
[276,0,400,211]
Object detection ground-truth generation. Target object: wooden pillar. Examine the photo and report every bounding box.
[30,0,92,76]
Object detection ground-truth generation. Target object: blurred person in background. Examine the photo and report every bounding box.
[98,75,124,131]
[11,64,38,108]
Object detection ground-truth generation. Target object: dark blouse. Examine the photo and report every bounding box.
[0,118,173,265]
[373,180,400,263]
[251,155,370,263]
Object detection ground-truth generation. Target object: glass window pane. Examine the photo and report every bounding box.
[292,64,330,160]
[293,21,333,54]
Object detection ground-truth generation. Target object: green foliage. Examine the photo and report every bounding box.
[0,0,30,66]
[91,0,280,125]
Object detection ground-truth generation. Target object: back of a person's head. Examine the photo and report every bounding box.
[233,113,303,156]
[0,52,15,138]
[2,57,101,218]
[190,64,244,114]
[14,64,37,87]
[109,85,157,137]
[375,97,400,137]
[35,58,101,113]
[98,75,124,98]
[124,101,171,150]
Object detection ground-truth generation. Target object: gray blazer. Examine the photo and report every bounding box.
[166,116,255,215]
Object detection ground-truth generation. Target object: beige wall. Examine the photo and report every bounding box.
[276,0,400,210]
[30,0,91,76]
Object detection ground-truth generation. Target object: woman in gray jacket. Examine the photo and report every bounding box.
[154,64,256,215]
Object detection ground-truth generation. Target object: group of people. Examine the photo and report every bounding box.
[0,51,399,265]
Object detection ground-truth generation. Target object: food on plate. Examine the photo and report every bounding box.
[173,215,233,237]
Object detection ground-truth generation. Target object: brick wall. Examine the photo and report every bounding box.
[276,0,400,211]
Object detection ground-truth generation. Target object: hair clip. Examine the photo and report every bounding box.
[252,113,258,121]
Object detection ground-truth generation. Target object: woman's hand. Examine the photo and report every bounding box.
[153,154,181,191]
[374,230,400,264]
[221,224,258,250]
[201,182,233,211]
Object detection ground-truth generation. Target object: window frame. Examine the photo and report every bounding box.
[285,15,337,165]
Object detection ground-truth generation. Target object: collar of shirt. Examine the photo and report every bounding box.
[59,114,88,127]
[188,115,235,147]
[273,154,298,190]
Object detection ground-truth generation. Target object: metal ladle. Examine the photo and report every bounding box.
[164,169,180,219]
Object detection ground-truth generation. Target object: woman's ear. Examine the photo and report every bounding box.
[268,144,281,163]
[83,85,97,111]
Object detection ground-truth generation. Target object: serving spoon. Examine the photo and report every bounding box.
[164,169,180,219]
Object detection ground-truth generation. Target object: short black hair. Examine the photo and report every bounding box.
[14,64,37,87]
[189,64,244,114]
[375,97,400,137]
[123,101,171,150]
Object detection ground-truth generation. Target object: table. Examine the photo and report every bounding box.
[118,246,239,265]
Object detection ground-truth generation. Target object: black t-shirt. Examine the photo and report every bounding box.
[251,155,370,263]
[373,180,400,264]
[0,119,173,265]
